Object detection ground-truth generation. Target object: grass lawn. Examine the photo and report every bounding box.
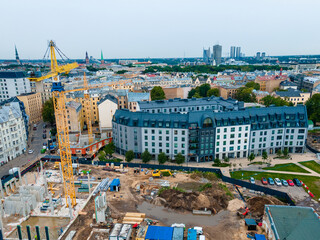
[262,163,310,173]
[248,161,264,166]
[299,160,320,174]
[230,170,320,198]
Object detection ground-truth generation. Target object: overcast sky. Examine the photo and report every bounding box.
[1,0,320,59]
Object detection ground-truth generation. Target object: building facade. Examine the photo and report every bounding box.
[112,105,308,162]
[274,88,311,106]
[0,71,31,102]
[98,94,118,130]
[66,101,83,132]
[0,101,28,164]
[17,92,43,124]
[212,45,222,65]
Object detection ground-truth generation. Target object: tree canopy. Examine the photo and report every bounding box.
[104,141,115,159]
[158,152,167,165]
[175,153,185,165]
[188,83,211,98]
[235,87,257,102]
[207,88,220,97]
[245,81,260,90]
[306,93,320,124]
[125,150,135,162]
[151,86,166,100]
[142,150,152,163]
[260,95,293,107]
[42,98,55,125]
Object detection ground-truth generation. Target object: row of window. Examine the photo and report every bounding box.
[145,148,185,155]
[216,145,247,153]
[144,129,186,135]
[217,133,248,140]
[217,126,249,133]
[145,142,186,148]
[145,136,186,142]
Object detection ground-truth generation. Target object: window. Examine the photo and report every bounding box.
[174,137,178,141]
[145,142,148,146]
[252,138,255,143]
[231,127,235,132]
[174,130,178,135]
[223,141,226,145]
[166,130,169,134]
[230,140,234,145]
[230,147,234,151]
[174,143,178,148]
[182,130,185,135]
[152,142,155,147]
[298,129,305,134]
[159,130,162,134]
[159,136,162,141]
[217,142,220,146]
[298,135,304,139]
[238,133,241,138]
[245,126,248,131]
[216,148,219,152]
[203,118,213,128]
[224,128,227,133]
[239,127,242,131]
[182,137,185,142]
[166,143,169,147]
[217,129,220,133]
[166,136,169,141]
[223,135,227,139]
[230,134,235,138]
[253,132,256,136]
[217,135,220,140]
[223,147,226,152]
[145,136,148,140]
[181,144,185,148]
[152,136,155,140]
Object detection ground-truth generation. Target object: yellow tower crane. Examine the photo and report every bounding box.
[29,40,79,206]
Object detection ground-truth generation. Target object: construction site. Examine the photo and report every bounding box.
[0,160,282,240]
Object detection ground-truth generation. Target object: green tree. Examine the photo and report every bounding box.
[158,152,167,165]
[261,95,292,107]
[245,81,260,90]
[306,94,320,124]
[214,158,221,165]
[199,83,211,97]
[142,150,152,163]
[188,88,197,98]
[207,88,220,97]
[98,151,106,161]
[104,141,115,159]
[125,150,135,162]
[283,148,289,157]
[276,149,282,157]
[42,98,55,125]
[248,153,255,162]
[262,151,268,161]
[223,157,230,163]
[193,92,202,98]
[151,86,166,100]
[175,153,185,165]
[235,87,257,102]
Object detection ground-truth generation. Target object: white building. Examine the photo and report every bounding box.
[98,94,118,131]
[0,102,28,164]
[0,71,31,102]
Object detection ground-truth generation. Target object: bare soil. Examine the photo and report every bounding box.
[247,196,285,218]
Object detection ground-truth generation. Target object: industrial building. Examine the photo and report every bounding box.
[112,105,308,161]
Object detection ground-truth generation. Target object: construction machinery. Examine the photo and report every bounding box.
[152,170,173,178]
[83,73,94,144]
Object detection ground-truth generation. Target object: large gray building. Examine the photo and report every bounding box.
[137,96,244,114]
[0,72,31,102]
[112,105,308,162]
[203,48,211,65]
[212,44,222,65]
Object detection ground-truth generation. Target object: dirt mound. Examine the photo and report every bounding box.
[247,196,285,218]
[157,186,229,214]
[227,199,245,212]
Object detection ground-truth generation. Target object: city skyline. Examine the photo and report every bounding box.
[1,0,320,59]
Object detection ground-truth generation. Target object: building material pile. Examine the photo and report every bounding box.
[93,178,110,195]
[109,223,132,240]
[122,212,145,224]
[156,186,229,214]
[247,196,284,218]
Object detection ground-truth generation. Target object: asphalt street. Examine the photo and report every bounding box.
[0,121,48,178]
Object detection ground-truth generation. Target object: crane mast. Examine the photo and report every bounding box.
[83,73,93,144]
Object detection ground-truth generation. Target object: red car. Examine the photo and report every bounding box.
[287,179,294,186]
[261,177,268,185]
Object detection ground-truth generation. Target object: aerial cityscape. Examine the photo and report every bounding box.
[1,0,320,240]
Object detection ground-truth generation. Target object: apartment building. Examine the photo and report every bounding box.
[66,101,83,132]
[0,71,31,101]
[274,88,311,106]
[127,92,150,112]
[17,92,42,124]
[0,101,28,164]
[255,76,286,93]
[112,105,308,162]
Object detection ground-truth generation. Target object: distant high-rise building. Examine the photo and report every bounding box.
[256,52,261,60]
[212,44,222,65]
[230,46,236,59]
[203,48,211,65]
[236,47,241,59]
[15,45,21,65]
[261,52,266,59]
[85,51,89,64]
[101,50,104,64]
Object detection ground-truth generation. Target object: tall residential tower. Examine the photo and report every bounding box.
[212,44,222,65]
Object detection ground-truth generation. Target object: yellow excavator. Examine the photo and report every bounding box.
[152,169,173,178]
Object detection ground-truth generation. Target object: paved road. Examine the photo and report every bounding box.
[0,121,48,178]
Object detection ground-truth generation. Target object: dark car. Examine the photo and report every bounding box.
[293,178,302,186]
[43,129,46,133]
[261,177,268,185]
[43,134,46,139]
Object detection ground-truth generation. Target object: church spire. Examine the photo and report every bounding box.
[101,50,104,64]
[15,45,21,65]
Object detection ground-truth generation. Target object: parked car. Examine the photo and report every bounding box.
[261,177,268,185]
[268,178,274,185]
[287,179,294,186]
[43,124,47,128]
[293,178,302,186]
[28,149,34,154]
[274,178,282,186]
[43,134,46,139]
[281,179,288,186]
[43,129,46,133]
[249,177,255,184]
